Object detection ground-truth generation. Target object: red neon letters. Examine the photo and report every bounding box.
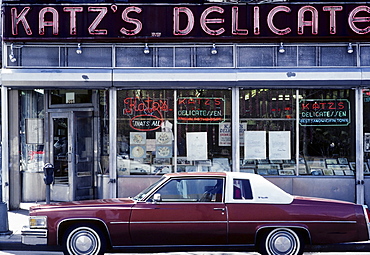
[9,4,370,37]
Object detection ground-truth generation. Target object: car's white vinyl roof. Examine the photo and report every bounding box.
[225,172,293,204]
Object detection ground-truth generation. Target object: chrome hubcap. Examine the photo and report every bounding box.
[273,234,293,253]
[75,232,94,252]
[67,227,100,255]
[266,228,299,255]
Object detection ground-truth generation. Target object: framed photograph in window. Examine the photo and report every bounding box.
[325,159,338,165]
[130,145,146,159]
[177,157,192,165]
[344,170,354,176]
[156,145,173,158]
[156,132,172,145]
[279,169,295,175]
[311,169,323,176]
[338,158,349,165]
[130,132,146,145]
[323,169,334,176]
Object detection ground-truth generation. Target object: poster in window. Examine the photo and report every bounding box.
[269,131,291,160]
[26,118,44,144]
[219,122,247,146]
[186,132,207,160]
[244,131,266,159]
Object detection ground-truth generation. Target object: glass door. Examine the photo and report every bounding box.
[74,111,94,201]
[50,111,94,201]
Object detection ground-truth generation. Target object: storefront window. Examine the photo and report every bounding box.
[300,89,354,176]
[364,90,370,175]
[100,90,110,175]
[20,90,45,201]
[117,90,175,175]
[177,89,232,172]
[50,89,92,105]
[240,89,296,175]
[239,88,355,176]
[116,89,232,175]
[20,90,45,172]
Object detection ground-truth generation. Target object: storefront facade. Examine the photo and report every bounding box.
[2,0,370,209]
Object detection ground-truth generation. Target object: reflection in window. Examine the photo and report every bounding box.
[150,178,224,202]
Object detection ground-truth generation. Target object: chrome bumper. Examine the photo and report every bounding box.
[21,226,48,245]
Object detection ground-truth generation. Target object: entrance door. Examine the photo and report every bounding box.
[50,111,94,201]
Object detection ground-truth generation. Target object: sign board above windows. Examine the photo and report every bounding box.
[4,4,370,42]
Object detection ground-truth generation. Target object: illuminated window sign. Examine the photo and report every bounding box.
[299,99,350,126]
[177,97,225,124]
[122,97,171,131]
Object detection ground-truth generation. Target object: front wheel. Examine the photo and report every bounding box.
[259,228,304,255]
[62,224,107,255]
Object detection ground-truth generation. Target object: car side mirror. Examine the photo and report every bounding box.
[153,193,161,203]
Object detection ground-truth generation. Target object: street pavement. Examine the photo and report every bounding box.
[2,207,370,254]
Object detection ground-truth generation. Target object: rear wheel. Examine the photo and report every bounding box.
[62,224,107,255]
[259,228,304,255]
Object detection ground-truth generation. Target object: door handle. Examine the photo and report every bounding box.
[213,208,225,212]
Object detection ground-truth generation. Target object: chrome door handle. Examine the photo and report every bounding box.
[213,208,225,212]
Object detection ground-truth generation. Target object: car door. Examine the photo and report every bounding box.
[129,177,227,245]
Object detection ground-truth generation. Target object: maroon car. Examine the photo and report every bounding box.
[22,172,370,255]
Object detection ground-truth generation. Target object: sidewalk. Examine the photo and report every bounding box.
[0,207,29,245]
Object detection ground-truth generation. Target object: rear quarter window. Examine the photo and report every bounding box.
[233,179,253,200]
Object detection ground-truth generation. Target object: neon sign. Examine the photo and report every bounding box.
[5,4,370,42]
[122,97,172,131]
[177,97,225,124]
[299,99,350,126]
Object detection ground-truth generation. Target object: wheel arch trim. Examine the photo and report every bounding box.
[255,225,312,245]
[57,218,111,246]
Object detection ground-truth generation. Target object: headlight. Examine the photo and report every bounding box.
[29,216,47,229]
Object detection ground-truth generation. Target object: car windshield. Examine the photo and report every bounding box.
[133,176,166,201]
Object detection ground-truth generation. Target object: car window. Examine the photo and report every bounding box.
[133,176,166,201]
[233,179,253,200]
[149,178,224,202]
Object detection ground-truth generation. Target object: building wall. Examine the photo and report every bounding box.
[3,1,370,208]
